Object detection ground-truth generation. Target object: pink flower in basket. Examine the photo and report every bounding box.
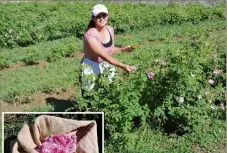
[35,134,77,153]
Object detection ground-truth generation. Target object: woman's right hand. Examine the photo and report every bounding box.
[124,65,136,72]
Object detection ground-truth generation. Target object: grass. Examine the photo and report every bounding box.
[1,37,82,66]
[1,58,80,101]
[31,104,54,112]
[0,121,2,153]
[106,119,226,153]
[0,19,225,102]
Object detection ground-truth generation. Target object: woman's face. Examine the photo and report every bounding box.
[93,13,108,28]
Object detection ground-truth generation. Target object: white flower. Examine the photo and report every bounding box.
[8,29,13,34]
[208,79,214,85]
[197,95,202,100]
[213,70,222,75]
[132,66,136,71]
[210,104,215,110]
[176,97,184,103]
[205,91,209,95]
[179,97,184,103]
[220,103,225,111]
[160,61,167,66]
[211,54,217,59]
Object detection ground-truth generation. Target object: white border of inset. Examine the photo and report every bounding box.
[2,112,104,153]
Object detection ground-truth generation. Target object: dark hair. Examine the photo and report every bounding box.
[86,16,95,32]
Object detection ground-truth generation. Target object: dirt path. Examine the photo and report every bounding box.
[1,87,76,112]
[0,52,84,72]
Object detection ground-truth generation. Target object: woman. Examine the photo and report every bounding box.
[80,4,135,93]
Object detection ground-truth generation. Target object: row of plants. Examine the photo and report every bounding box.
[0,37,81,68]
[0,2,225,48]
[1,19,225,68]
[0,20,224,101]
[73,26,225,151]
[105,118,225,152]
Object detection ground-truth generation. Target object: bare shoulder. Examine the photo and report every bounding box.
[106,25,114,32]
[85,27,97,35]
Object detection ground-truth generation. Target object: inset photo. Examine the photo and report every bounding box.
[2,112,104,153]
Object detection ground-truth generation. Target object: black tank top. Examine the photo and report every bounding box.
[101,28,113,48]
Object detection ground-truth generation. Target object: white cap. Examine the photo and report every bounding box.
[91,4,108,17]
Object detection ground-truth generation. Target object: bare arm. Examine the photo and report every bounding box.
[113,47,122,54]
[113,46,132,54]
[87,37,133,72]
[109,26,132,54]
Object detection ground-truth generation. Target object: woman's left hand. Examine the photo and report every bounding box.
[121,46,132,52]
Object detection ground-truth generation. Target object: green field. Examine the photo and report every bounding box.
[1,2,226,153]
[0,121,2,153]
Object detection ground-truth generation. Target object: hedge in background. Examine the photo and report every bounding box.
[0,2,225,48]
